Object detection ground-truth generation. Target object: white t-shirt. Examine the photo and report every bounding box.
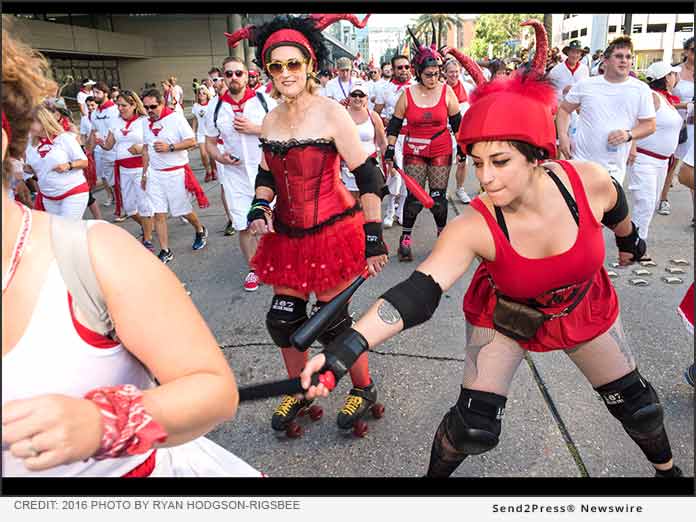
[76,89,92,116]
[109,115,148,162]
[90,101,120,162]
[143,111,195,171]
[172,85,184,113]
[375,79,415,121]
[192,102,211,140]
[79,113,93,138]
[548,60,590,102]
[325,77,354,102]
[25,133,88,197]
[565,75,656,178]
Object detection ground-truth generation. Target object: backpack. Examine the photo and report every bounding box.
[213,91,269,133]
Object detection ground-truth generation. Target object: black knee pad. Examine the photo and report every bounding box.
[88,190,96,207]
[266,295,308,348]
[429,188,448,228]
[595,369,664,435]
[312,300,353,347]
[443,388,507,455]
[402,193,423,224]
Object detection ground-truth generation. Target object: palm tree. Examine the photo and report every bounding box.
[412,13,467,49]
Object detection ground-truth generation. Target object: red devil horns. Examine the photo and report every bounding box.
[310,13,371,31]
[520,19,549,75]
[445,48,487,87]
[224,26,256,48]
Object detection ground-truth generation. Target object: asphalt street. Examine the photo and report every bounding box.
[109,150,694,478]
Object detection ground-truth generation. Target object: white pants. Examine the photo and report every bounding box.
[95,149,115,186]
[218,164,254,231]
[385,134,407,221]
[120,166,153,217]
[43,192,89,220]
[147,167,192,217]
[627,153,669,240]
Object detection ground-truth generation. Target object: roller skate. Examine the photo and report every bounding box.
[336,381,385,437]
[397,235,413,262]
[271,395,323,438]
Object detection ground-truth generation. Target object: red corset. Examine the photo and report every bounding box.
[262,139,356,230]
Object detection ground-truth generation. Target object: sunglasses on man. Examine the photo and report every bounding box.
[225,70,246,78]
[396,64,411,70]
[144,104,160,110]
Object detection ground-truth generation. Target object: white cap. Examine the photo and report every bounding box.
[82,79,96,86]
[645,61,681,82]
[349,79,368,95]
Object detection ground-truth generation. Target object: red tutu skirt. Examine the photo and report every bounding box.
[251,212,366,294]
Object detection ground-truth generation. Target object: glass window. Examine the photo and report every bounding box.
[608,25,617,33]
[633,25,643,33]
[646,24,668,33]
[580,28,588,36]
[675,22,694,32]
[570,30,579,38]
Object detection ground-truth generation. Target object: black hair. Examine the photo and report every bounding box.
[208,66,221,75]
[318,69,331,77]
[684,36,694,50]
[85,96,95,104]
[141,88,163,103]
[648,77,668,91]
[380,62,390,69]
[391,54,409,68]
[466,140,548,162]
[252,15,329,70]
[94,81,110,94]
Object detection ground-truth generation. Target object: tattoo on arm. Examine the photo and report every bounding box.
[377,300,402,325]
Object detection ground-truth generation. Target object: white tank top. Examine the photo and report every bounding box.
[355,113,376,156]
[2,261,155,477]
[636,91,683,157]
[672,78,694,121]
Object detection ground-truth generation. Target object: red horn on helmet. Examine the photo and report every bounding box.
[224,25,256,48]
[445,48,486,86]
[520,19,548,75]
[310,13,371,31]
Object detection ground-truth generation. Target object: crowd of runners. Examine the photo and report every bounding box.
[2,13,693,477]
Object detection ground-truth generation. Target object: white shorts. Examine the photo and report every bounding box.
[218,165,254,231]
[120,166,153,217]
[675,124,693,161]
[196,133,206,145]
[95,150,115,186]
[146,167,192,217]
[43,192,89,220]
[149,437,262,477]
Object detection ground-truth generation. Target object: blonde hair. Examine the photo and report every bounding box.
[118,90,147,117]
[33,105,65,141]
[2,17,57,184]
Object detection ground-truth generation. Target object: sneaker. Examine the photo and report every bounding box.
[224,220,236,236]
[685,363,695,387]
[142,240,154,252]
[243,271,260,292]
[398,235,413,262]
[657,200,671,215]
[114,214,128,223]
[192,227,207,250]
[456,186,471,204]
[103,198,114,207]
[157,249,174,264]
[383,215,394,229]
[180,216,190,225]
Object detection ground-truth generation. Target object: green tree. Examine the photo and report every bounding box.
[468,13,543,59]
[411,13,467,49]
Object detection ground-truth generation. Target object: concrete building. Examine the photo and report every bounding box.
[552,14,694,70]
[8,13,355,103]
[368,26,405,65]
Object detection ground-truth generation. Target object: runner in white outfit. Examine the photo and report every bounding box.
[76,79,95,136]
[191,88,216,183]
[88,81,119,207]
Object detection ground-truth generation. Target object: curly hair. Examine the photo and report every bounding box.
[604,35,633,58]
[252,15,330,71]
[2,16,57,185]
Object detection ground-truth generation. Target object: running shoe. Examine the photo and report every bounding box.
[192,227,208,250]
[157,249,174,264]
[103,198,114,207]
[243,271,260,292]
[383,215,394,229]
[685,363,695,387]
[142,240,154,252]
[224,220,236,236]
[657,200,671,215]
[180,216,190,225]
[456,186,471,204]
[114,214,128,223]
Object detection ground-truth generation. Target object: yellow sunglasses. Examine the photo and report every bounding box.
[265,58,308,77]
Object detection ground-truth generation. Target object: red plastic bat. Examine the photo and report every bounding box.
[394,166,434,208]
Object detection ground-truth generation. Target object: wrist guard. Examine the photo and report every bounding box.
[85,384,168,460]
[384,144,396,162]
[615,222,646,261]
[321,328,369,383]
[386,116,404,138]
[448,112,462,134]
[353,156,385,198]
[602,177,629,229]
[364,221,388,258]
[247,197,272,225]
[456,144,465,162]
[255,166,276,193]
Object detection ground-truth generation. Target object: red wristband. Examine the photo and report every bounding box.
[85,384,168,460]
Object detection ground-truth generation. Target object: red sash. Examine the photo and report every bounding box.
[636,147,670,161]
[156,164,209,209]
[35,182,89,210]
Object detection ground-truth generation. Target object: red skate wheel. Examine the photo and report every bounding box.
[297,408,307,418]
[353,420,368,437]
[308,405,323,421]
[371,403,385,419]
[286,422,303,438]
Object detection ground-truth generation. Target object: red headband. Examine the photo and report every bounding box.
[2,112,11,144]
[263,29,317,68]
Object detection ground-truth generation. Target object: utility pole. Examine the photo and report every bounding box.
[623,14,632,35]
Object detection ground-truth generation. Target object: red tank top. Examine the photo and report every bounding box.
[261,139,356,230]
[463,160,619,352]
[403,84,452,157]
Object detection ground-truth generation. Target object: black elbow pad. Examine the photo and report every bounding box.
[353,156,385,198]
[255,166,276,193]
[602,177,629,229]
[448,112,462,134]
[386,116,404,138]
[380,271,443,329]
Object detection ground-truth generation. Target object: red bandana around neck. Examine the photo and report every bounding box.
[450,80,468,103]
[37,135,57,158]
[221,88,257,112]
[564,60,581,74]
[120,114,141,135]
[652,88,681,106]
[149,106,174,135]
[98,99,115,112]
[391,78,410,88]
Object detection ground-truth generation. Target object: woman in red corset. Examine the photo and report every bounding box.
[301,21,682,478]
[226,13,388,434]
[383,27,462,262]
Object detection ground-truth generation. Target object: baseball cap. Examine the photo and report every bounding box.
[645,61,681,81]
[349,79,368,95]
[248,70,259,77]
[337,57,352,70]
